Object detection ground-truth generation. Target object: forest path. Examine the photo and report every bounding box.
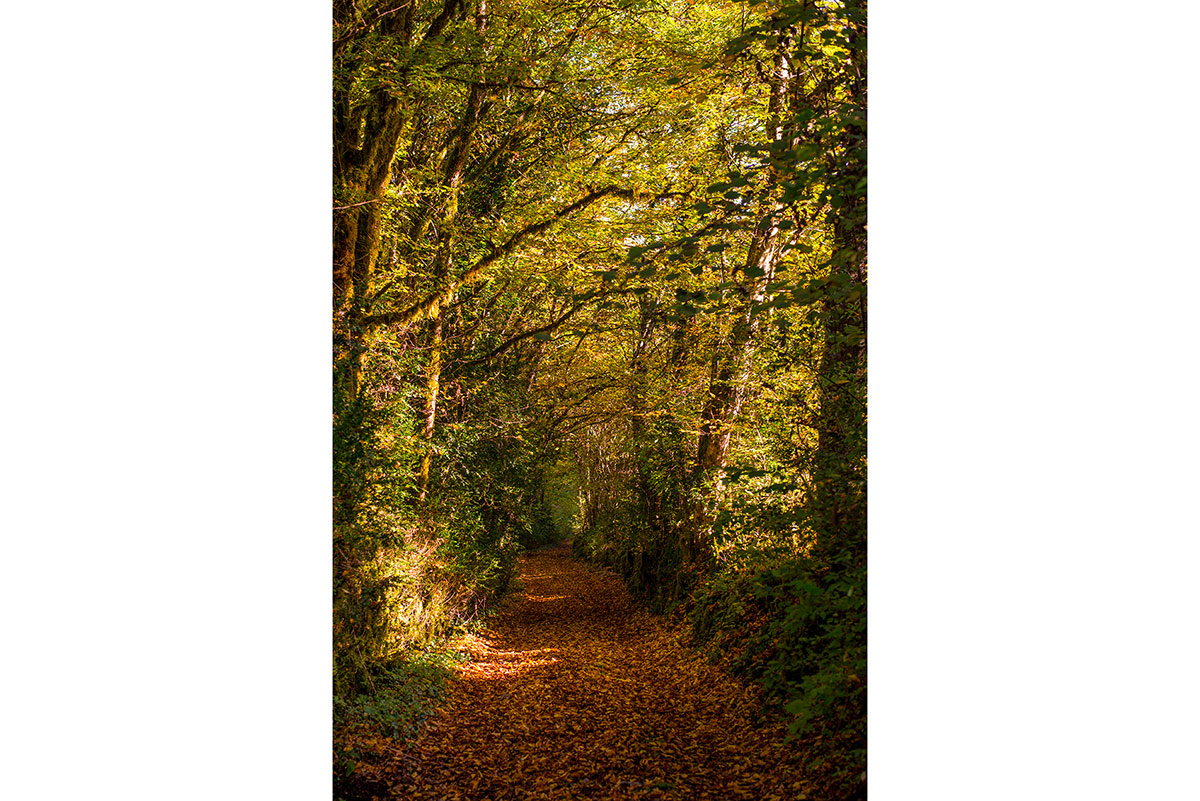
[378,544,809,800]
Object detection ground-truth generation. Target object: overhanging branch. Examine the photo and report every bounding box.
[455,291,602,368]
[364,185,634,330]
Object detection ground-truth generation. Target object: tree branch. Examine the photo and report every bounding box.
[364,185,633,330]
[332,198,383,211]
[334,0,461,53]
[455,291,601,368]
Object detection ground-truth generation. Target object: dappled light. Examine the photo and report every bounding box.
[459,637,562,681]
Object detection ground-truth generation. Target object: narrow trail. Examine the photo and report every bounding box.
[372,545,810,800]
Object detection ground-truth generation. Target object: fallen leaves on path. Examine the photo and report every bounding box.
[348,545,811,799]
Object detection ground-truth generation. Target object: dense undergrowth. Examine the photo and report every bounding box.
[688,553,865,793]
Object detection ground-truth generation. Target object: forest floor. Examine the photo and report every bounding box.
[340,543,811,800]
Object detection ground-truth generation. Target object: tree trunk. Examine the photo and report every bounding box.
[810,1,867,561]
[412,55,490,501]
[417,309,444,501]
[681,36,794,567]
